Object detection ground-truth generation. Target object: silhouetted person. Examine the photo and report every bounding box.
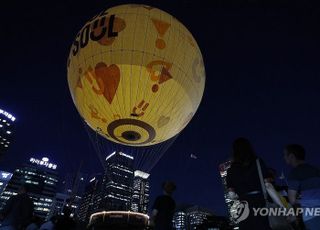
[151,181,176,230]
[284,144,320,230]
[0,185,34,230]
[226,137,271,230]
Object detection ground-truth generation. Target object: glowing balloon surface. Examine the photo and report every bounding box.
[67,4,205,146]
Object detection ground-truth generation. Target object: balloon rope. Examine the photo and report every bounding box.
[136,143,162,172]
[147,136,177,172]
[140,141,165,172]
[82,122,106,170]
[145,143,167,172]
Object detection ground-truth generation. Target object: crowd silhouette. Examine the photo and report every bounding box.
[0,138,319,230]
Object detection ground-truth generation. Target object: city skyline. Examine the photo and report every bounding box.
[0,152,151,222]
[1,0,320,216]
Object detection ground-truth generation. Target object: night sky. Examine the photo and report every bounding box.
[1,1,320,215]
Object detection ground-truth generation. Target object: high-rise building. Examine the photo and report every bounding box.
[58,171,88,219]
[0,109,16,156]
[219,160,236,225]
[0,157,58,219]
[173,211,187,229]
[131,170,150,214]
[99,151,134,211]
[173,205,214,230]
[48,192,81,219]
[85,152,153,228]
[49,192,70,217]
[0,171,13,195]
[77,174,103,223]
[187,205,213,229]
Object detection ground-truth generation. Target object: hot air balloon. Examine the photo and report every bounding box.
[68,5,206,225]
[67,4,205,149]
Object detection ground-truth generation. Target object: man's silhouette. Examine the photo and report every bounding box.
[0,185,34,230]
[151,181,176,230]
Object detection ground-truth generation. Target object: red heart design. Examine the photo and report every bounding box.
[95,62,120,104]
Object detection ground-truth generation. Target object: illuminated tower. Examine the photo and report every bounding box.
[0,157,58,219]
[88,152,152,229]
[131,170,150,214]
[186,205,214,229]
[173,211,187,229]
[77,174,103,222]
[0,171,13,195]
[173,205,214,230]
[219,160,236,225]
[0,109,16,157]
[100,151,134,211]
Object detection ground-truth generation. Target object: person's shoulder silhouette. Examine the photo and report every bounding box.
[152,181,176,230]
[0,185,34,229]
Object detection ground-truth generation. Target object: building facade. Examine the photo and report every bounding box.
[219,160,236,225]
[57,171,88,219]
[48,192,81,219]
[131,170,150,214]
[173,211,187,229]
[0,171,13,195]
[49,192,70,217]
[99,151,134,211]
[0,157,58,219]
[187,206,213,229]
[0,109,16,156]
[173,205,214,230]
[79,152,151,222]
[77,174,103,222]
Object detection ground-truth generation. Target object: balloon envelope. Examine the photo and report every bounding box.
[68,4,205,146]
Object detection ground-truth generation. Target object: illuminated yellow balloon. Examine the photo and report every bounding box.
[67,4,205,146]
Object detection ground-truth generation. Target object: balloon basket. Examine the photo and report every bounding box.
[88,211,149,230]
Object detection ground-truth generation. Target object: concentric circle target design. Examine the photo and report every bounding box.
[107,119,156,145]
